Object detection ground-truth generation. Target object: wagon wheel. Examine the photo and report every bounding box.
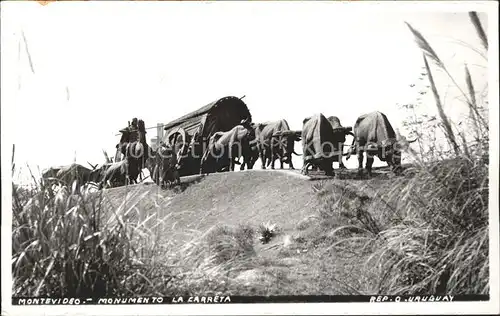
[166,127,190,158]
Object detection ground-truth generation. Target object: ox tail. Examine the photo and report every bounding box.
[345,136,357,160]
[266,159,272,167]
[407,136,419,144]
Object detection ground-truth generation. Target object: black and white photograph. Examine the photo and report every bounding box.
[1,1,498,315]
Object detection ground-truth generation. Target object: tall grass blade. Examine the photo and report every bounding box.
[464,64,482,141]
[12,144,16,177]
[21,30,35,74]
[103,149,112,164]
[405,21,488,134]
[423,54,461,156]
[469,12,488,51]
[405,22,443,68]
[459,132,472,160]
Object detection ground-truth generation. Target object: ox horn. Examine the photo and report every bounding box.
[292,150,302,156]
[88,162,98,170]
[294,130,302,141]
[407,136,419,144]
[343,127,354,136]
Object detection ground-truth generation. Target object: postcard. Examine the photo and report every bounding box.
[1,1,498,315]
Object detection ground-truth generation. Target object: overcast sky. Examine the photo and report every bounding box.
[1,1,493,183]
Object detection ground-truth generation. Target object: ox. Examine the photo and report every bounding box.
[200,119,257,173]
[118,119,150,184]
[41,166,62,185]
[327,116,352,169]
[253,119,301,170]
[98,160,128,189]
[54,163,101,192]
[146,144,181,188]
[301,113,352,176]
[346,111,417,177]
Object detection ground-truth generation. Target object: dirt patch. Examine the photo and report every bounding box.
[100,170,322,247]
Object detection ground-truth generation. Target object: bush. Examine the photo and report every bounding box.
[369,157,489,294]
[11,167,259,297]
[205,224,256,265]
[11,182,173,297]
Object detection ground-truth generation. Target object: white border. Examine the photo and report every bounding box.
[1,1,499,315]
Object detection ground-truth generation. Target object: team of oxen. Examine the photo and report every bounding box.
[41,111,417,191]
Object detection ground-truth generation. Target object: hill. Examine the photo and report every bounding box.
[100,168,392,246]
[95,167,399,295]
[102,170,318,244]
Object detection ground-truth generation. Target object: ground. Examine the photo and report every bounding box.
[98,165,406,295]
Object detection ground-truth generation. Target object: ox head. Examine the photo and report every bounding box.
[332,126,353,147]
[239,119,258,149]
[390,129,419,168]
[138,119,146,133]
[131,117,138,127]
[240,117,251,127]
[271,130,302,162]
[87,162,106,184]
[158,144,178,164]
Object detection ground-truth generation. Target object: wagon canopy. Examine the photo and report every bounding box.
[162,96,252,144]
[161,96,252,176]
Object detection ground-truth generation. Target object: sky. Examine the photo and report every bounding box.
[1,1,493,184]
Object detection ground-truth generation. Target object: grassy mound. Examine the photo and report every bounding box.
[303,157,489,295]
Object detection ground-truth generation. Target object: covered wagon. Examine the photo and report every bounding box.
[162,96,252,177]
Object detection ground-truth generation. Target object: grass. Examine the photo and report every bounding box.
[304,157,489,295]
[11,158,489,297]
[11,170,322,297]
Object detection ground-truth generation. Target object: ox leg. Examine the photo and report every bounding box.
[301,161,310,175]
[247,155,253,170]
[357,150,364,176]
[259,148,266,169]
[175,171,181,186]
[245,156,252,170]
[229,156,234,172]
[323,160,335,177]
[247,157,254,170]
[253,151,260,169]
[229,148,235,172]
[248,152,257,170]
[339,159,346,169]
[201,148,214,174]
[289,156,295,170]
[161,168,166,188]
[366,156,374,178]
[270,147,275,170]
[240,154,248,171]
[280,156,284,169]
